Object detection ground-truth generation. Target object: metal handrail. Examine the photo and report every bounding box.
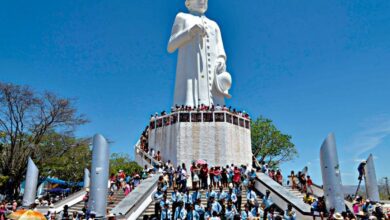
[150,110,250,123]
[134,140,162,167]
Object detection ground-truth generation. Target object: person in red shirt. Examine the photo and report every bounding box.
[233,167,241,184]
[209,167,215,189]
[306,175,313,194]
[268,169,275,180]
[200,164,209,190]
[213,167,222,188]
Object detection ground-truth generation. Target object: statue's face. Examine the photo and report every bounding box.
[186,0,208,14]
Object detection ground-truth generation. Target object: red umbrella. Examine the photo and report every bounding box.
[196,159,207,165]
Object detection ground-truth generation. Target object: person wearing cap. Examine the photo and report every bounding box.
[362,199,374,217]
[283,204,296,220]
[46,204,56,220]
[374,203,387,220]
[161,203,172,220]
[358,161,367,181]
[332,212,344,220]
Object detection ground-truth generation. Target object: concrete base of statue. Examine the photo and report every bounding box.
[146,111,252,168]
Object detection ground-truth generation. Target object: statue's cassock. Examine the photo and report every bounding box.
[168,12,229,107]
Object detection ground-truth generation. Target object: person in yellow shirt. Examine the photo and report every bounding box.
[303,193,315,205]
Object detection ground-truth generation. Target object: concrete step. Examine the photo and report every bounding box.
[68,189,127,213]
[137,188,260,220]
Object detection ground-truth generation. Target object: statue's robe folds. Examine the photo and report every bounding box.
[168,12,226,107]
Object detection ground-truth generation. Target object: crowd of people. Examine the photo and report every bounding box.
[149,104,250,121]
[0,200,18,219]
[146,160,297,220]
[38,167,157,220]
[351,197,388,220]
[137,131,390,220]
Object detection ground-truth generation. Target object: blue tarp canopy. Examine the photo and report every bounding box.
[44,178,83,187]
[46,187,71,193]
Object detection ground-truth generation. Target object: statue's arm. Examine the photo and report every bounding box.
[216,25,226,61]
[167,13,193,53]
[215,24,227,72]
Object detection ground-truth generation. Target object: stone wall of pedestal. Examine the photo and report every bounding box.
[148,117,252,169]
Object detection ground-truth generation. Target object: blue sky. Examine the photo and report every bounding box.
[1,1,389,185]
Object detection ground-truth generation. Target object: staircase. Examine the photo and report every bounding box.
[283,186,305,200]
[68,188,126,214]
[137,188,258,220]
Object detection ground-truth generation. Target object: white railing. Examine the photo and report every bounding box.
[134,140,162,167]
[149,110,250,130]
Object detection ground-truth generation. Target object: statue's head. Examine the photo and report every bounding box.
[185,0,208,14]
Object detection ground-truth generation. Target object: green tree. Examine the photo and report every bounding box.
[109,153,142,176]
[0,82,88,196]
[38,133,91,182]
[251,116,298,167]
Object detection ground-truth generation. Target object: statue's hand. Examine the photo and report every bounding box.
[190,24,207,37]
[216,57,226,73]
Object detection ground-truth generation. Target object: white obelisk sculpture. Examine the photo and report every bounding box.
[88,134,109,217]
[84,168,90,189]
[320,133,345,213]
[22,157,39,207]
[364,154,380,202]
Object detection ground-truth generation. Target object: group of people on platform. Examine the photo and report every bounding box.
[149,104,250,122]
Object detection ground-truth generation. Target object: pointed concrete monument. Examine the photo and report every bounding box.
[22,157,39,207]
[88,134,109,218]
[320,133,345,213]
[365,154,380,202]
[83,168,90,189]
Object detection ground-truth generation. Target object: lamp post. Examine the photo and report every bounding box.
[384,177,390,198]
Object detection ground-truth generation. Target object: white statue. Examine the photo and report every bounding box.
[168,0,232,107]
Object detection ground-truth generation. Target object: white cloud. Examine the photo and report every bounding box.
[348,114,390,158]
